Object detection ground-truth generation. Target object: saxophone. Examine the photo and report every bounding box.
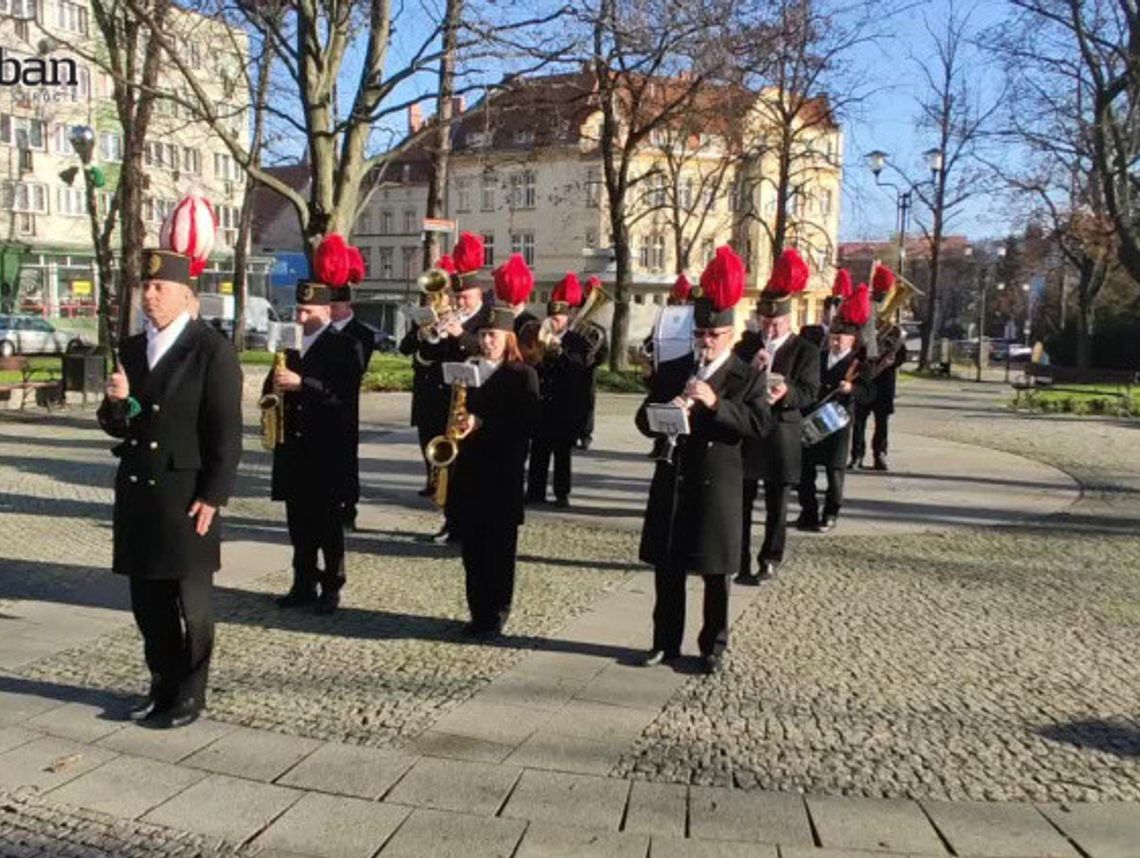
[424,379,468,508]
[259,351,287,451]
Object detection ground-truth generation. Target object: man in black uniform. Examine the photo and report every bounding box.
[798,284,875,532]
[99,246,243,729]
[850,265,906,471]
[735,248,819,584]
[638,246,771,674]
[268,273,364,614]
[326,236,375,530]
[576,275,606,451]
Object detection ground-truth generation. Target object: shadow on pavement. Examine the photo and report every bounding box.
[1037,720,1140,758]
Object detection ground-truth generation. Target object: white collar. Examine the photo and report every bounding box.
[301,322,329,357]
[827,348,851,369]
[331,312,354,332]
[145,312,191,369]
[767,331,792,355]
[696,348,731,381]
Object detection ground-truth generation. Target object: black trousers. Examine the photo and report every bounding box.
[652,566,729,657]
[851,408,890,460]
[580,378,597,441]
[129,575,213,708]
[527,436,572,500]
[461,522,518,630]
[798,463,846,520]
[741,477,790,573]
[286,494,345,594]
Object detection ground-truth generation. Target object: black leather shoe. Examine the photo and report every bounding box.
[313,589,340,615]
[417,486,435,498]
[525,495,547,506]
[461,621,501,639]
[639,649,680,666]
[553,496,570,509]
[848,455,862,469]
[276,588,318,608]
[142,698,201,730]
[817,515,836,533]
[126,698,163,722]
[757,560,778,582]
[699,654,722,675]
[873,455,888,471]
[794,515,819,532]
[733,572,761,586]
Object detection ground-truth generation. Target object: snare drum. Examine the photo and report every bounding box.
[801,400,850,446]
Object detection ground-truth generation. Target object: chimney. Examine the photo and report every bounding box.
[450,96,465,116]
[408,104,424,134]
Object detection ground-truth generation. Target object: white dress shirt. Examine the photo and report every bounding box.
[696,348,731,381]
[145,312,191,369]
[301,322,329,357]
[827,348,852,370]
[331,312,354,332]
[766,331,792,358]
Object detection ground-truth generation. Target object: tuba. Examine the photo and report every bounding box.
[569,282,610,362]
[870,260,921,377]
[423,363,472,508]
[259,351,287,451]
[417,267,456,344]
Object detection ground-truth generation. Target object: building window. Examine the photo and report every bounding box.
[481,171,496,211]
[0,0,37,19]
[648,173,666,208]
[701,238,715,265]
[380,210,392,234]
[4,181,47,213]
[467,130,492,148]
[402,247,419,280]
[510,170,536,209]
[357,210,372,234]
[182,147,201,175]
[652,234,665,271]
[56,1,89,35]
[376,247,393,278]
[585,167,601,207]
[680,177,694,210]
[403,208,417,233]
[100,131,122,162]
[820,189,833,216]
[187,41,202,70]
[704,187,717,212]
[455,177,471,212]
[585,229,597,248]
[513,129,534,146]
[649,127,667,147]
[214,152,242,181]
[481,233,495,268]
[51,124,75,156]
[57,186,85,217]
[510,231,535,266]
[0,115,46,150]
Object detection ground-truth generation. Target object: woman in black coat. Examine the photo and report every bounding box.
[449,306,540,637]
[99,249,243,729]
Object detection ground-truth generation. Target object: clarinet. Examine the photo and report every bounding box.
[654,345,707,465]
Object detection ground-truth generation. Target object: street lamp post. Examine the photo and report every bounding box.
[62,125,113,350]
[975,246,1006,383]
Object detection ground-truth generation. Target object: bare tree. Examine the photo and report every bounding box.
[422,0,462,270]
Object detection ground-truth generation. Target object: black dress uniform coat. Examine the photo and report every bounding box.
[265,328,364,503]
[804,350,874,471]
[535,331,593,443]
[736,332,819,484]
[98,320,243,579]
[513,309,539,336]
[335,314,375,512]
[637,353,771,577]
[870,342,906,415]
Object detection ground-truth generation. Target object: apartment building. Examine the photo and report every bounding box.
[352,69,843,337]
[0,0,255,317]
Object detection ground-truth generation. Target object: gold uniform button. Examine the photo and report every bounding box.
[130,439,138,446]
[149,441,158,450]
[146,478,156,486]
[152,403,160,412]
[295,431,302,438]
[128,475,138,483]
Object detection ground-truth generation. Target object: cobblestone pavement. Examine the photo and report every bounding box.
[614,379,1140,802]
[1,789,247,857]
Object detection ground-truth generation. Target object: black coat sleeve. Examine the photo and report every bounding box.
[782,344,820,412]
[399,327,420,356]
[476,365,540,442]
[708,370,773,442]
[97,397,131,438]
[197,340,244,506]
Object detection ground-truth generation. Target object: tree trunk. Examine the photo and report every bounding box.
[232,183,256,352]
[84,172,115,351]
[609,210,632,371]
[1075,298,1092,370]
[921,177,946,370]
[423,0,460,269]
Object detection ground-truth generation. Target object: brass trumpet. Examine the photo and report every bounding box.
[259,351,287,450]
[417,267,457,344]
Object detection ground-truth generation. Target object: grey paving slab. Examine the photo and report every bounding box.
[809,796,946,855]
[409,729,515,764]
[623,781,688,839]
[780,849,925,858]
[507,650,612,683]
[650,836,778,857]
[477,672,589,711]
[252,791,410,858]
[0,724,40,754]
[543,698,655,743]
[0,735,118,792]
[430,700,553,746]
[689,786,814,846]
[277,740,417,799]
[0,688,65,726]
[1037,803,1140,858]
[46,753,207,819]
[180,725,322,782]
[26,699,129,743]
[515,822,650,858]
[503,729,631,776]
[501,769,630,830]
[384,756,522,816]
[142,773,303,843]
[376,807,526,858]
[923,800,1076,857]
[94,717,237,763]
[576,665,685,711]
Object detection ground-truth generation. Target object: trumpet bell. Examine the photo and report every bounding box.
[418,268,452,294]
[425,435,458,468]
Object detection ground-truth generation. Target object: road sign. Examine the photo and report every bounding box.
[422,218,456,234]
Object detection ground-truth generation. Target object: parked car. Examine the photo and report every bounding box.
[989,340,1033,362]
[0,314,93,357]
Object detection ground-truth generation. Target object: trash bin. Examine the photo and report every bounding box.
[62,350,107,395]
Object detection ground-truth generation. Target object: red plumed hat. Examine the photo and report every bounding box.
[671,273,693,303]
[831,268,853,299]
[757,247,809,317]
[871,263,896,298]
[551,272,584,308]
[836,283,872,331]
[346,245,366,284]
[313,233,352,288]
[436,254,457,273]
[584,275,601,297]
[694,246,745,328]
[452,232,485,276]
[493,254,534,305]
[160,193,217,279]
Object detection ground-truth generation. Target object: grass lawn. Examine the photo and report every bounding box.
[1012,382,1139,416]
[0,355,69,385]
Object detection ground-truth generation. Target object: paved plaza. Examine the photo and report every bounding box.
[1,377,1139,856]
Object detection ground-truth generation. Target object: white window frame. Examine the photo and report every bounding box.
[481,171,496,211]
[57,185,85,217]
[455,177,471,212]
[585,167,601,207]
[56,0,89,35]
[402,208,417,233]
[1,115,47,151]
[401,246,418,279]
[51,124,75,156]
[481,233,495,268]
[99,131,122,163]
[379,210,392,234]
[6,181,48,213]
[377,247,393,278]
[510,231,535,266]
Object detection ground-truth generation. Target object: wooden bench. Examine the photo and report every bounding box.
[1012,363,1138,416]
[0,356,64,409]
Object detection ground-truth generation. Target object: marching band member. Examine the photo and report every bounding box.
[526,272,592,508]
[735,248,819,585]
[448,303,540,637]
[99,196,243,729]
[797,282,875,532]
[637,247,771,675]
[576,275,608,451]
[802,269,851,349]
[267,239,365,614]
[327,238,374,531]
[850,265,907,471]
